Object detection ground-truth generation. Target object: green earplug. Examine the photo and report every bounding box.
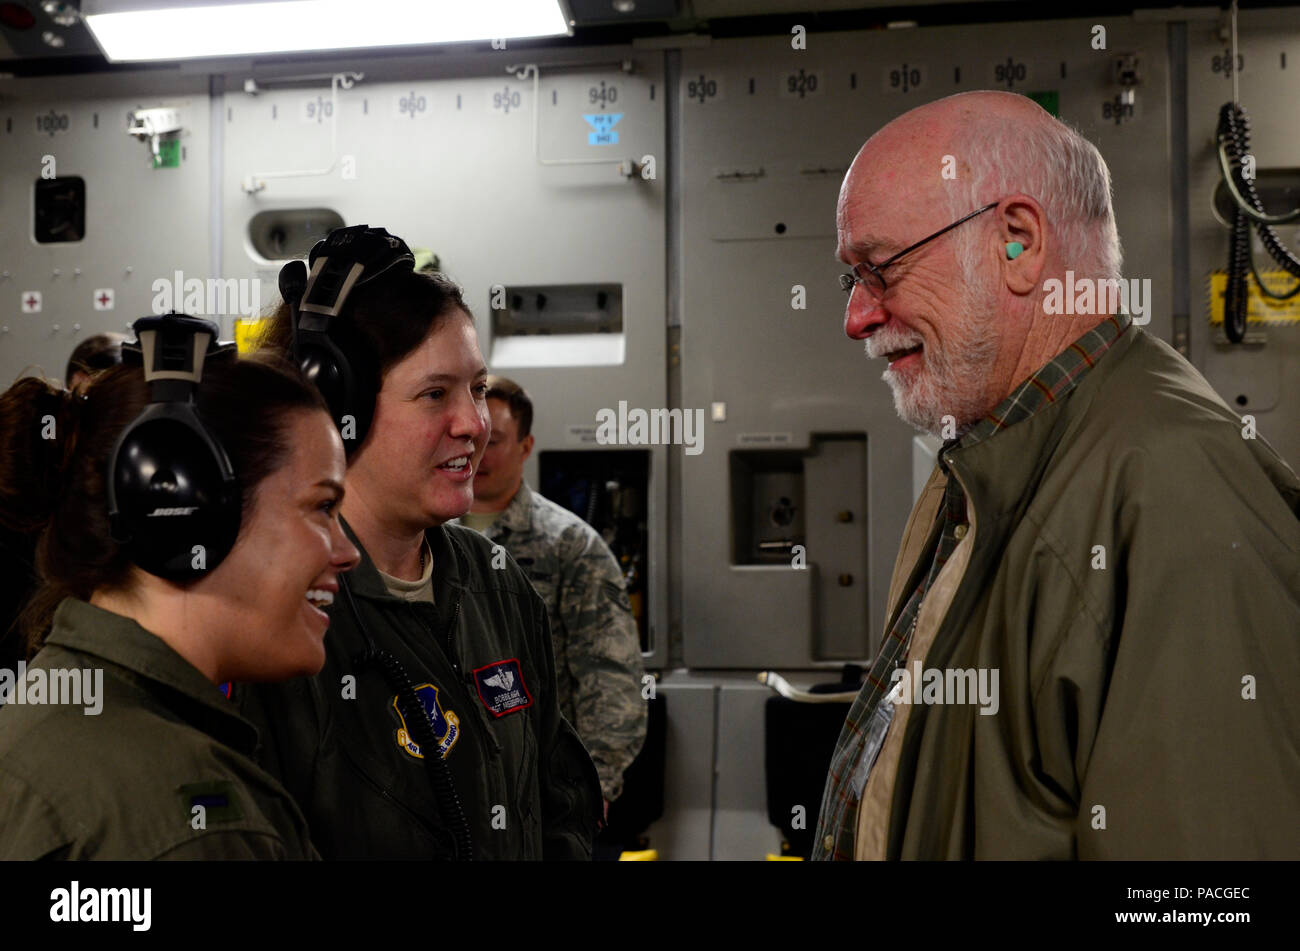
[1005,242,1024,260]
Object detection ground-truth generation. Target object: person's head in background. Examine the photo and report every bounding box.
[261,268,490,538]
[0,352,359,680]
[471,375,534,514]
[65,332,126,392]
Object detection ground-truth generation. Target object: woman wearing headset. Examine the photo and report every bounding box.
[241,226,602,860]
[0,317,359,859]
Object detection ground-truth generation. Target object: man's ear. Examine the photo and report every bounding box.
[520,433,535,463]
[998,194,1047,296]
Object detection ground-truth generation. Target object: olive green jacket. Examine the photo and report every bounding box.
[0,598,316,860]
[467,482,647,802]
[238,520,602,860]
[879,328,1300,858]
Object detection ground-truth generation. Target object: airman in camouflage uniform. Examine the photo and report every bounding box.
[461,377,646,804]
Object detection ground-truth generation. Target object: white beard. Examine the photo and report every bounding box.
[879,277,1000,438]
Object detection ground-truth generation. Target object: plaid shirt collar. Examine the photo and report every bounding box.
[939,312,1133,466]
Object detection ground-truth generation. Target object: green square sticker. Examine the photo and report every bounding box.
[153,137,181,169]
[1026,91,1060,117]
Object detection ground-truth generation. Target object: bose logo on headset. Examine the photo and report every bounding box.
[146,507,200,517]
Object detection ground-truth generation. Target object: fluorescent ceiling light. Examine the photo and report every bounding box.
[83,0,571,62]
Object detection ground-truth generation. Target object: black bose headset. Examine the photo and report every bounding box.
[279,224,414,454]
[107,314,240,581]
[279,225,474,862]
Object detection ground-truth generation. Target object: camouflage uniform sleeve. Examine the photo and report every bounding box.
[556,527,648,802]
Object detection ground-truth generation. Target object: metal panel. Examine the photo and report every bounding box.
[712,680,785,860]
[640,675,716,860]
[0,72,211,387]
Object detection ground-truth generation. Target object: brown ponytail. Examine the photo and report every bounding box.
[0,349,325,656]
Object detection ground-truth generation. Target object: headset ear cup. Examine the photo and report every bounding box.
[299,335,367,451]
[347,340,380,451]
[108,406,240,581]
[300,327,380,453]
[298,338,349,426]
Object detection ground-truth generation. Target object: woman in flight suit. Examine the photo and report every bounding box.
[240,225,602,860]
[0,324,359,859]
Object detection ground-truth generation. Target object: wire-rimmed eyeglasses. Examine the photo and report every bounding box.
[838,201,999,299]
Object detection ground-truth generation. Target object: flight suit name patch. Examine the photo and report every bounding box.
[472,659,533,718]
[178,781,243,823]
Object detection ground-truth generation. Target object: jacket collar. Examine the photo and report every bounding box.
[942,321,1141,527]
[44,597,259,755]
[955,312,1132,458]
[336,517,466,640]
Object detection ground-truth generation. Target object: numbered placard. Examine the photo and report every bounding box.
[882,63,927,94]
[991,56,1030,90]
[780,68,823,99]
[1210,49,1245,78]
[1100,93,1138,125]
[587,80,619,109]
[394,89,429,120]
[35,110,70,136]
[684,74,722,104]
[302,96,334,123]
[490,85,524,114]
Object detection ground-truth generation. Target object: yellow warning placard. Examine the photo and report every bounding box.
[1207,270,1300,325]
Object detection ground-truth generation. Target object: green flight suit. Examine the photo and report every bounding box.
[237,520,603,860]
[455,481,647,802]
[0,598,317,860]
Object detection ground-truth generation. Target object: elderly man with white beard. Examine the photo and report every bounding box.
[814,90,1300,860]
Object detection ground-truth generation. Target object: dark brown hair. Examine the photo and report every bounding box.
[258,268,474,380]
[65,332,126,386]
[0,351,327,655]
[485,374,533,440]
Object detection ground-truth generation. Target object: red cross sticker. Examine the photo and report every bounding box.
[93,288,114,311]
[21,292,41,313]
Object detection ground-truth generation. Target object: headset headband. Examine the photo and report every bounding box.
[298,225,415,326]
[280,225,415,454]
[122,313,236,393]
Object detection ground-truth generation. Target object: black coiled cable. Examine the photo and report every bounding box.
[1216,103,1300,343]
[341,575,474,861]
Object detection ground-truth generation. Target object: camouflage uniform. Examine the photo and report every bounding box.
[460,482,647,802]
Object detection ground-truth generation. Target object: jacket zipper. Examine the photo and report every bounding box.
[444,594,463,674]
